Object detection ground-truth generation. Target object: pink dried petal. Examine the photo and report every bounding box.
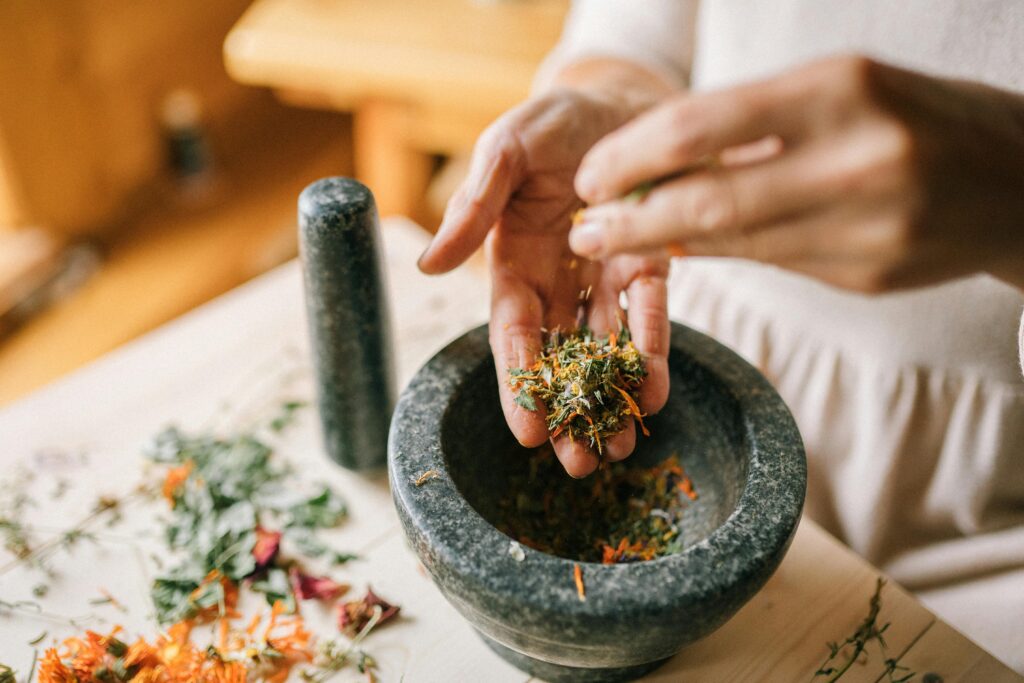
[289,565,349,601]
[251,527,282,569]
[364,586,400,624]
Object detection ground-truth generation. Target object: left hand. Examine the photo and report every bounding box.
[569,55,1024,293]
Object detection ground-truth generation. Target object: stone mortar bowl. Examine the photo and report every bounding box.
[389,322,806,682]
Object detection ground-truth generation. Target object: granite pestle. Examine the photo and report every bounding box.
[299,177,395,470]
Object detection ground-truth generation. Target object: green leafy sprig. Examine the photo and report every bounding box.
[814,578,916,682]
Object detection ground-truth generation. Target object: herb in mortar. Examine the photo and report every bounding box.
[509,326,648,453]
[494,445,697,563]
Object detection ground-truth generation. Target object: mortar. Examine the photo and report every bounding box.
[389,322,806,682]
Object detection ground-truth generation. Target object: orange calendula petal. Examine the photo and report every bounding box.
[573,563,586,602]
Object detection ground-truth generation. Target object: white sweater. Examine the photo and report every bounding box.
[540,0,1024,671]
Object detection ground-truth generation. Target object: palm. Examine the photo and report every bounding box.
[421,91,670,476]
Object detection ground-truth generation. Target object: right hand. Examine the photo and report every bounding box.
[418,89,672,477]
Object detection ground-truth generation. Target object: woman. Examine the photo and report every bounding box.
[418,0,1024,670]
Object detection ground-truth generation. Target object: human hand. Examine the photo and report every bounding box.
[418,88,671,477]
[569,55,1024,293]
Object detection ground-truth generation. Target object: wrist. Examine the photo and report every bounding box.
[546,57,679,121]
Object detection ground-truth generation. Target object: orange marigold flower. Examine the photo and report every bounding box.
[37,648,74,683]
[162,460,193,506]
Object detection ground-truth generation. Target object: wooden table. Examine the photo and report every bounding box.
[0,220,1017,681]
[223,0,568,224]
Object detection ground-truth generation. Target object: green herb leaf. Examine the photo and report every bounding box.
[250,567,296,612]
[286,487,348,529]
[514,391,537,411]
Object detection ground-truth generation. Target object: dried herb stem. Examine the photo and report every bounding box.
[813,577,915,683]
[0,490,141,576]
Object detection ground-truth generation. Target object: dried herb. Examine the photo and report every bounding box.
[147,422,352,623]
[302,606,384,683]
[338,588,400,638]
[414,469,440,487]
[88,589,126,612]
[13,398,396,682]
[814,578,916,682]
[509,326,648,453]
[0,466,37,562]
[270,399,308,432]
[0,486,134,578]
[38,606,313,683]
[573,564,586,601]
[494,446,696,563]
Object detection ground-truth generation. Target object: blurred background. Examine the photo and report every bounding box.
[0,0,568,405]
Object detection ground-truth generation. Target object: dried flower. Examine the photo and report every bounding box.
[509,326,647,453]
[252,527,282,569]
[161,460,193,507]
[38,605,314,683]
[290,566,349,602]
[338,588,399,638]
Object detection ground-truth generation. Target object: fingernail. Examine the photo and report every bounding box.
[569,221,605,257]
[417,244,438,273]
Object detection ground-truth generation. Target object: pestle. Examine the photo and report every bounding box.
[299,177,395,470]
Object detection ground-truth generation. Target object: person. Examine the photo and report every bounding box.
[418,0,1024,671]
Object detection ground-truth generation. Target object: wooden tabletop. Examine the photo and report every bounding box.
[0,220,1017,681]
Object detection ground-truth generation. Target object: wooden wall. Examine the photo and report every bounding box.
[0,0,258,237]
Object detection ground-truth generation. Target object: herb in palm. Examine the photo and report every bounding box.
[494,446,697,563]
[509,325,648,453]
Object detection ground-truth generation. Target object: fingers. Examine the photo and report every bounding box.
[419,126,525,274]
[551,421,636,478]
[681,202,897,264]
[625,272,670,415]
[490,269,549,449]
[569,146,840,260]
[603,422,637,463]
[575,78,810,203]
[551,435,599,478]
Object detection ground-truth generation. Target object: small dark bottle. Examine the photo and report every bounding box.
[299,178,395,470]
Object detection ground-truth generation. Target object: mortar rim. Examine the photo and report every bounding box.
[388,322,806,621]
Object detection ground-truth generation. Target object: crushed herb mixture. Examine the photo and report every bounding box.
[508,325,648,453]
[6,401,401,683]
[148,425,351,623]
[494,446,697,564]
